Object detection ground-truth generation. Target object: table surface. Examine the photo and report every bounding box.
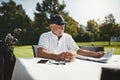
[11,55,120,80]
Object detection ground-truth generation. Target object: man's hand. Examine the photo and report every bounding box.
[95,51,105,58]
[58,52,75,62]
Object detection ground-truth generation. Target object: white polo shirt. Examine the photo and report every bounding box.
[38,31,79,54]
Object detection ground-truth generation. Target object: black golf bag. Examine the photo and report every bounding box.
[0,40,4,80]
[0,29,21,80]
[0,40,16,80]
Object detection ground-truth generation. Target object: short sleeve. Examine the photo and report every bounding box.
[67,35,80,53]
[38,33,49,49]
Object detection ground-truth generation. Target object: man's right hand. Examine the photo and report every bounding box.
[58,52,75,62]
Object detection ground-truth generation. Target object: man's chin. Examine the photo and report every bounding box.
[59,32,63,36]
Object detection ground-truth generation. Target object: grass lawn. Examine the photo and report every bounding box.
[14,41,120,58]
[14,46,34,58]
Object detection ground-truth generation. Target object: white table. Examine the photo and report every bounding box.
[11,55,120,80]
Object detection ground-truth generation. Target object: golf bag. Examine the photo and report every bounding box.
[0,28,21,80]
[0,40,16,80]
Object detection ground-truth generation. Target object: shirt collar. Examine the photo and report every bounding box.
[50,31,63,40]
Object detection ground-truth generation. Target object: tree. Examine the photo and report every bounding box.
[113,24,120,36]
[64,15,79,39]
[75,24,86,42]
[86,19,99,41]
[0,0,32,45]
[99,14,116,46]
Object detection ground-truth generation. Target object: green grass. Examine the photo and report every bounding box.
[14,42,120,58]
[14,46,34,58]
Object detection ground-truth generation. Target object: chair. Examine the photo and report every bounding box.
[79,46,104,52]
[32,45,39,57]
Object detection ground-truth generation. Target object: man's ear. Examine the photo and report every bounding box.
[50,24,55,30]
[50,24,53,29]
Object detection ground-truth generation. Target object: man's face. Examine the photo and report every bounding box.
[50,24,65,37]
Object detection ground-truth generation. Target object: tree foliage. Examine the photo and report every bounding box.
[0,0,32,45]
[86,20,99,41]
[64,15,79,38]
[99,14,117,45]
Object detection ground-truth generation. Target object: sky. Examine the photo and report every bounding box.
[0,0,120,25]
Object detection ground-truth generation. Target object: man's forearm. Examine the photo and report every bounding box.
[37,48,61,61]
[77,49,98,58]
